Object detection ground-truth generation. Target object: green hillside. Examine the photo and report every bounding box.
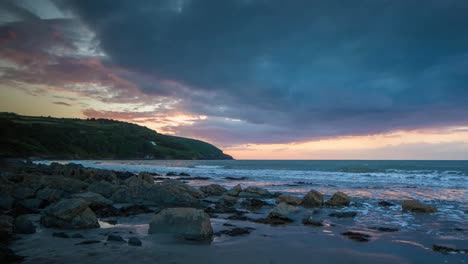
[0,112,233,160]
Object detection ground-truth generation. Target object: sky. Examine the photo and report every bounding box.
[1,0,468,160]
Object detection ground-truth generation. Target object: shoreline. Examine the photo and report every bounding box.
[1,160,466,263]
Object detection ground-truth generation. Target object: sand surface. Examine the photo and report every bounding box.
[11,213,466,264]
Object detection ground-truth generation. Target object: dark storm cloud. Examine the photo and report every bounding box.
[42,1,468,143]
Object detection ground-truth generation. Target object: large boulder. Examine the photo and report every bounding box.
[200,184,227,196]
[267,203,299,222]
[402,200,437,213]
[276,194,302,206]
[40,198,99,229]
[88,181,119,198]
[325,192,350,206]
[71,192,113,209]
[239,186,272,198]
[148,208,213,240]
[302,189,323,208]
[226,184,242,196]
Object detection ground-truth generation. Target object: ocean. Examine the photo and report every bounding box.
[38,159,468,240]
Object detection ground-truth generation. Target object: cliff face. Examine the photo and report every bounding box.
[0,113,233,160]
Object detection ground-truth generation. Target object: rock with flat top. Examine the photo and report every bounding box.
[402,200,437,213]
[148,208,213,240]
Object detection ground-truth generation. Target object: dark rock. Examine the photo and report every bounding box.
[95,204,153,218]
[255,217,291,226]
[432,244,466,254]
[224,177,248,181]
[341,231,371,242]
[120,204,154,216]
[219,227,254,236]
[71,192,113,209]
[293,181,314,185]
[11,201,39,216]
[200,184,227,196]
[13,186,35,199]
[325,192,350,207]
[223,223,235,227]
[302,217,324,226]
[205,204,239,214]
[166,172,178,176]
[19,198,43,211]
[378,201,395,207]
[40,198,99,229]
[179,172,191,177]
[14,215,36,234]
[226,184,242,196]
[302,190,323,208]
[137,172,155,184]
[128,237,142,246]
[75,240,101,245]
[241,198,269,209]
[402,200,437,213]
[276,195,302,206]
[36,188,64,204]
[88,181,119,198]
[184,176,211,180]
[221,194,238,205]
[0,194,14,211]
[107,235,125,242]
[53,232,70,238]
[267,203,299,222]
[329,211,358,218]
[71,233,84,238]
[153,177,172,181]
[111,179,203,208]
[370,226,399,232]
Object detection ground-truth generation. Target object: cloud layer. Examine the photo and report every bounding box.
[2,0,468,147]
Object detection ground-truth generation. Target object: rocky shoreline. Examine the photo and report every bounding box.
[0,160,466,263]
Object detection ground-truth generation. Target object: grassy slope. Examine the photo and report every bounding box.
[0,112,233,160]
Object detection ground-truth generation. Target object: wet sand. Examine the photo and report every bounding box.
[11,213,467,264]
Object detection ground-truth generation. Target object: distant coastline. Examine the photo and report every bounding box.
[0,112,233,160]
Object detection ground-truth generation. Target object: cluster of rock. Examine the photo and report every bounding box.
[0,160,442,260]
[0,161,211,258]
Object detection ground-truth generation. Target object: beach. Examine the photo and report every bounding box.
[2,160,467,263]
